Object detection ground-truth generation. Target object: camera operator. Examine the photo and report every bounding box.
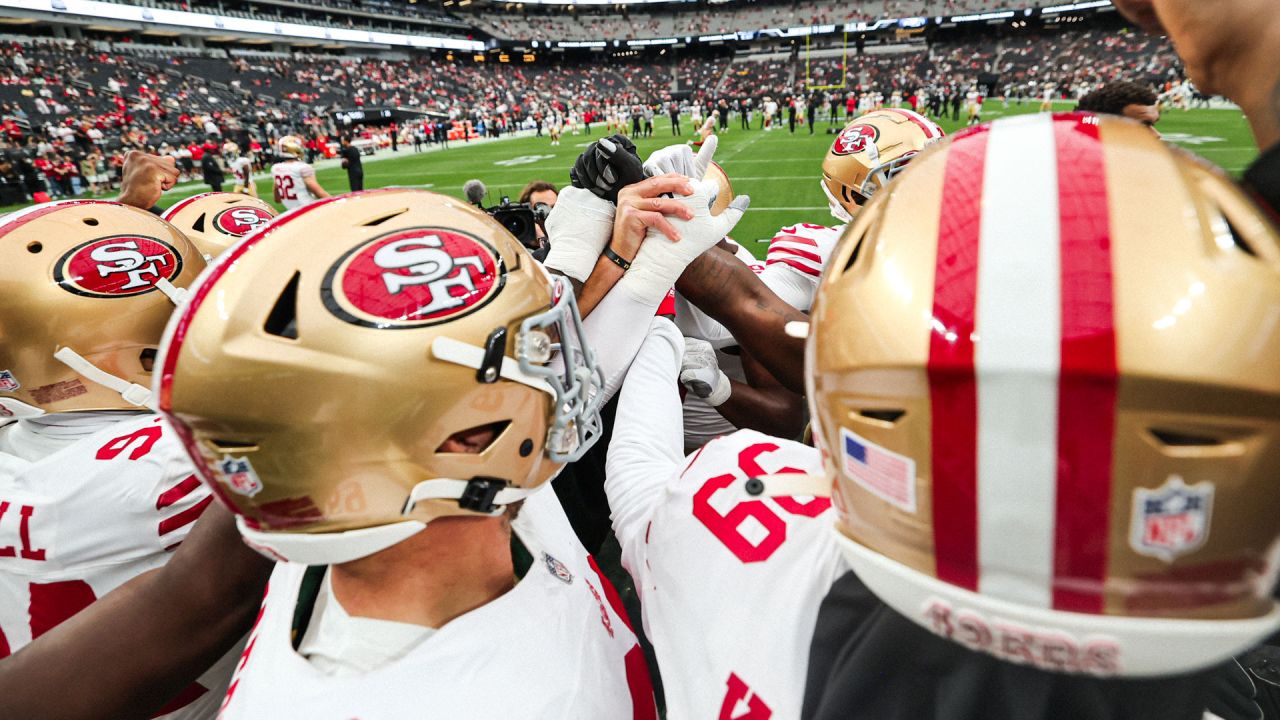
[339,135,363,191]
[519,179,558,208]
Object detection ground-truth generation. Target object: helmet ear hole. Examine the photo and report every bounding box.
[139,348,158,372]
[436,421,511,455]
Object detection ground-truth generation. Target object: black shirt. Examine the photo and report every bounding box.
[340,145,362,174]
[1243,142,1280,221]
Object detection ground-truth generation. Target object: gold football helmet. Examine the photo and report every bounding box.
[162,192,277,260]
[820,108,944,223]
[157,188,603,565]
[276,135,305,160]
[807,113,1280,677]
[222,141,240,159]
[0,200,206,417]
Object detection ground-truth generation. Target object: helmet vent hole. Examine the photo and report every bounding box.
[207,438,260,453]
[859,409,905,424]
[263,272,301,341]
[1149,428,1222,447]
[361,209,408,227]
[1225,217,1257,258]
[26,241,42,254]
[843,237,864,273]
[191,213,206,233]
[82,217,98,227]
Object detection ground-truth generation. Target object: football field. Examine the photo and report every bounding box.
[17,102,1258,255]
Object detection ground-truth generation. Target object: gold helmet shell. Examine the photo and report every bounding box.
[809,113,1280,677]
[276,135,305,160]
[0,200,205,416]
[820,108,944,223]
[162,192,277,260]
[157,188,603,565]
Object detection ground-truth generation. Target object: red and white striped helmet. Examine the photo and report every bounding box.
[808,113,1280,678]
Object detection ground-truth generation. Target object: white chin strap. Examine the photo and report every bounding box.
[44,278,187,412]
[402,478,538,515]
[53,347,152,409]
[237,479,542,566]
[431,336,556,396]
[154,278,190,305]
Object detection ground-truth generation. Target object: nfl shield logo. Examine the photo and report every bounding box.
[0,370,19,393]
[218,456,263,497]
[1130,476,1214,562]
[542,552,573,585]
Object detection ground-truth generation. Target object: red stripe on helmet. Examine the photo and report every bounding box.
[885,108,943,139]
[0,199,120,239]
[926,126,990,591]
[161,192,221,222]
[1051,113,1118,613]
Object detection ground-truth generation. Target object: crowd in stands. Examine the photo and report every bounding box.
[0,19,1181,206]
[470,0,1054,42]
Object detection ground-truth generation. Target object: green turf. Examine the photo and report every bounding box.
[15,102,1258,255]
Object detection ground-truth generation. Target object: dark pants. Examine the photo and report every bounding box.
[208,180,222,193]
[789,113,796,133]
[670,115,680,135]
[348,170,364,192]
[741,113,749,130]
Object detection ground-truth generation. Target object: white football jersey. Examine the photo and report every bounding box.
[271,160,318,210]
[760,222,844,312]
[230,157,253,188]
[219,488,655,720]
[0,413,231,719]
[607,323,848,720]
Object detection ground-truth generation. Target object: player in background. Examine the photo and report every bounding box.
[965,86,983,125]
[224,141,256,198]
[0,200,237,719]
[271,134,329,210]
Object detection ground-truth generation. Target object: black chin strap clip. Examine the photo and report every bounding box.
[476,327,507,384]
[459,477,507,514]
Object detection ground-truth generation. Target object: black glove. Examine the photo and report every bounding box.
[1206,659,1264,720]
[569,134,644,204]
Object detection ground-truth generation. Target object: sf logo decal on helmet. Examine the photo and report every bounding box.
[213,207,274,237]
[832,124,880,156]
[322,227,506,329]
[53,235,183,298]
